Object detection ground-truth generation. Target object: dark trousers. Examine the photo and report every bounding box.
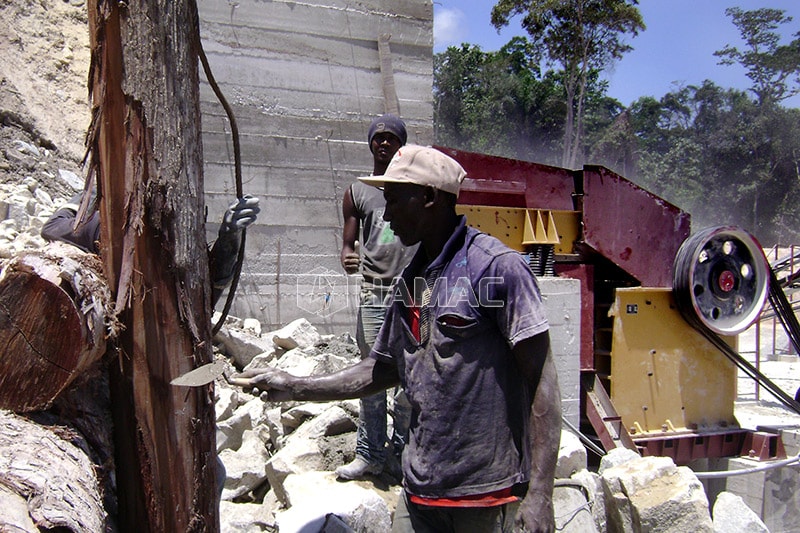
[392,490,520,533]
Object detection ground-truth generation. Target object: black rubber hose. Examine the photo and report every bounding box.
[196,28,246,336]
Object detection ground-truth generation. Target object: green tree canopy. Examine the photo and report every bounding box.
[714,7,800,107]
[628,81,800,243]
[491,0,644,168]
[432,6,800,244]
[433,39,564,163]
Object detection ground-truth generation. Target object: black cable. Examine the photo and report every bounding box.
[195,23,246,336]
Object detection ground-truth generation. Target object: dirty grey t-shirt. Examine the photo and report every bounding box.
[371,218,549,498]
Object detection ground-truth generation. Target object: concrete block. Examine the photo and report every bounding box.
[540,277,581,428]
[762,461,800,532]
[778,426,800,456]
[706,455,800,533]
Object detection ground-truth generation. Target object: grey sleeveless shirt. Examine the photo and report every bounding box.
[350,181,417,288]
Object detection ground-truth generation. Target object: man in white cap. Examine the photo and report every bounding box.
[235,145,560,532]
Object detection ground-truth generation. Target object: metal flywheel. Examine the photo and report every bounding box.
[673,226,769,335]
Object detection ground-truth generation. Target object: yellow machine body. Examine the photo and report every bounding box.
[455,205,580,254]
[609,287,738,437]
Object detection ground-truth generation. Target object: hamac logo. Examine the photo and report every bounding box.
[296,266,353,318]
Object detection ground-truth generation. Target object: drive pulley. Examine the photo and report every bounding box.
[673,226,769,335]
[673,226,800,414]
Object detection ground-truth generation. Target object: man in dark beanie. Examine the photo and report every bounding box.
[367,113,408,148]
[337,113,417,479]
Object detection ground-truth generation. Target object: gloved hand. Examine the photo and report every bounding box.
[220,195,260,234]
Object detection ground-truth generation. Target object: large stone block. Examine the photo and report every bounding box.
[220,429,270,501]
[264,405,356,505]
[276,471,392,532]
[601,456,713,533]
[553,481,600,532]
[557,429,588,479]
[712,491,768,533]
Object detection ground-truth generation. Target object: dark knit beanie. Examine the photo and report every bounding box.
[367,114,407,151]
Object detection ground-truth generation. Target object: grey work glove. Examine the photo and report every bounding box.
[211,195,260,299]
[219,195,260,234]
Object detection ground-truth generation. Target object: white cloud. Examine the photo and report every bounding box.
[433,7,467,50]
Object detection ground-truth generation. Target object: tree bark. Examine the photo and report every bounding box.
[86,1,218,530]
[0,410,106,532]
[0,242,111,412]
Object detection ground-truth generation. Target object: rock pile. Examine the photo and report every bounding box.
[212,318,771,533]
[211,317,398,531]
[0,139,83,258]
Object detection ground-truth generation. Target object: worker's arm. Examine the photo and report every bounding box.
[230,356,400,402]
[209,195,260,306]
[41,194,101,254]
[340,185,360,274]
[513,332,561,533]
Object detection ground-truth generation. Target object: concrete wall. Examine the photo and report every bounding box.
[197,0,434,334]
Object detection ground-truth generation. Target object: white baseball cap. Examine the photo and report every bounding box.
[358,144,467,195]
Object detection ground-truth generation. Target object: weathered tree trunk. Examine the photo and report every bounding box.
[0,410,107,532]
[0,242,111,412]
[87,1,218,530]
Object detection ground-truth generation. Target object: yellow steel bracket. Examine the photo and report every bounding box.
[457,205,579,254]
[523,209,560,245]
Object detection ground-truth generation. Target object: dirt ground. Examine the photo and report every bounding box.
[0,0,91,199]
[735,322,800,431]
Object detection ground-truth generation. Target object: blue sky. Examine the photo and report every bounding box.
[433,0,800,108]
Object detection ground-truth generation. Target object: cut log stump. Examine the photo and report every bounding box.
[0,242,114,412]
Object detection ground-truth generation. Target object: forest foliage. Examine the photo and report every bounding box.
[434,3,800,244]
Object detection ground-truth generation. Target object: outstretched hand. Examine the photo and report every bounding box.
[229,366,294,402]
[221,195,260,233]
